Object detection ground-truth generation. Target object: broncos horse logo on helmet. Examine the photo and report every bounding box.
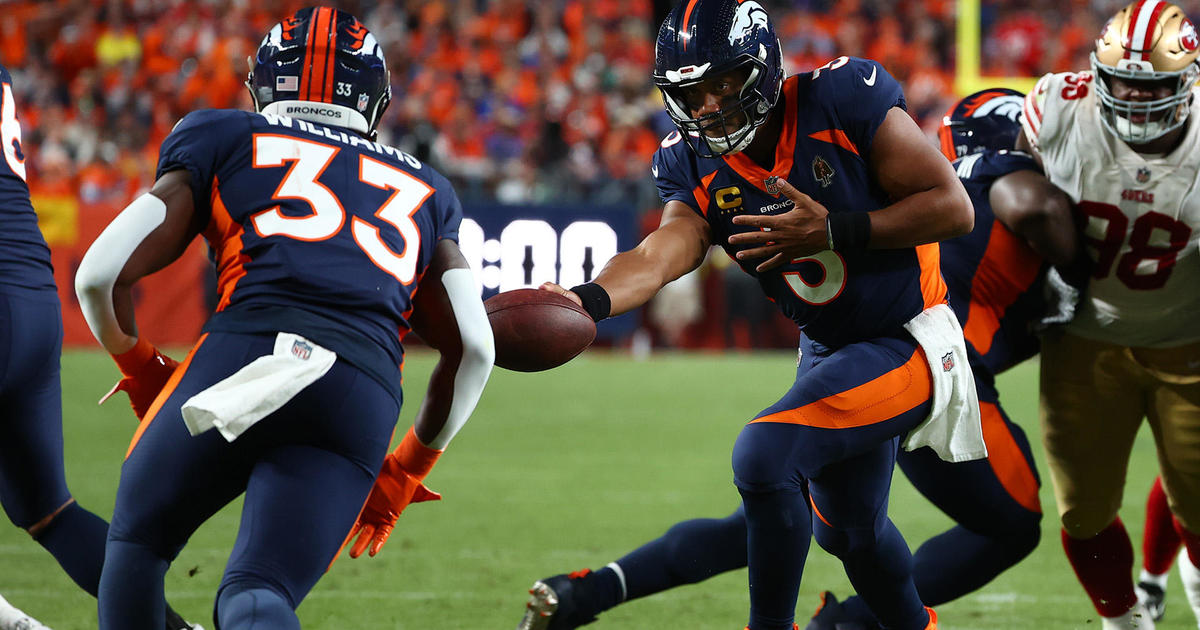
[246,7,391,138]
[654,0,784,158]
[937,88,1026,161]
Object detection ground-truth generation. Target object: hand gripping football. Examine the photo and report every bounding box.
[484,289,596,372]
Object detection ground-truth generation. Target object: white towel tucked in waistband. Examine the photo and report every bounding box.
[181,332,337,442]
[901,303,987,463]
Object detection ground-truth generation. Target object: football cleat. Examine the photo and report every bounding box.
[515,570,599,630]
[805,591,847,630]
[166,605,205,630]
[1135,580,1167,622]
[0,594,51,630]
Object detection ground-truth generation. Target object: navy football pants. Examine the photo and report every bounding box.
[733,335,933,630]
[98,332,399,630]
[0,292,71,528]
[0,291,110,595]
[598,366,1040,627]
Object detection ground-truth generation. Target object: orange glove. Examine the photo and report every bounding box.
[99,337,179,420]
[347,453,442,558]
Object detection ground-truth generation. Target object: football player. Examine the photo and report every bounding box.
[531,1,978,628]
[74,9,494,629]
[0,65,199,630]
[1019,1,1200,629]
[515,89,1082,630]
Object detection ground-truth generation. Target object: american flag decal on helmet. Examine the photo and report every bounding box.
[292,340,313,360]
[276,75,299,91]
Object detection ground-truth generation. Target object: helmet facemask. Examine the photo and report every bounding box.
[1092,53,1199,144]
[657,47,777,158]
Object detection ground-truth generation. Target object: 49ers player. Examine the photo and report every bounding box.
[1019,1,1200,628]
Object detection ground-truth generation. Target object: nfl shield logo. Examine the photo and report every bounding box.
[357,93,370,112]
[1136,167,1151,183]
[764,175,782,196]
[291,340,313,360]
[941,352,954,372]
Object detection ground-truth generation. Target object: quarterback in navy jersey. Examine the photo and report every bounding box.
[74,9,493,629]
[530,1,975,629]
[515,89,1082,630]
[0,65,199,630]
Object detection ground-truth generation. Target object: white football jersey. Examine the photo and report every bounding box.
[1023,71,1200,348]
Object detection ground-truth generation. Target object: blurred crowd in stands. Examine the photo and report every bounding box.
[5,0,1199,349]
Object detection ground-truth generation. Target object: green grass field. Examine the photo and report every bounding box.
[0,349,1182,629]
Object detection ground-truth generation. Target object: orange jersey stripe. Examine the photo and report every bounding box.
[979,401,1041,513]
[203,179,250,312]
[961,221,1042,355]
[125,333,209,459]
[807,129,859,156]
[915,242,947,310]
[692,170,720,216]
[750,347,930,429]
[723,77,799,196]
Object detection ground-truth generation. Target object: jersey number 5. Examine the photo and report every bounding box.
[782,250,847,305]
[251,134,428,284]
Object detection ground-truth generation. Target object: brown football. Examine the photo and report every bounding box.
[484,288,597,372]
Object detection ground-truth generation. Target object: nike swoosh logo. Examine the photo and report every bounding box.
[652,165,659,178]
[863,65,877,87]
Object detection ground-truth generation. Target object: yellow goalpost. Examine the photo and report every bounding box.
[954,0,1039,95]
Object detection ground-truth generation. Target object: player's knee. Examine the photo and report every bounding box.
[813,522,878,559]
[215,583,297,630]
[731,429,801,493]
[1059,508,1116,540]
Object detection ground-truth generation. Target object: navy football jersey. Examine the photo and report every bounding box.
[0,64,55,294]
[652,57,945,348]
[941,150,1046,375]
[156,109,462,397]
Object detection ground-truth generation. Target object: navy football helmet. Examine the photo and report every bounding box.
[246,7,390,138]
[937,88,1025,161]
[653,0,784,157]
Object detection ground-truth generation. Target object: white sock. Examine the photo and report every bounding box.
[604,562,628,602]
[1140,568,1169,590]
[0,594,52,630]
[1177,548,1200,629]
[1101,602,1155,630]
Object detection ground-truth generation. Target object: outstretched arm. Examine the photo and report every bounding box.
[347,238,494,558]
[542,200,712,319]
[407,238,495,449]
